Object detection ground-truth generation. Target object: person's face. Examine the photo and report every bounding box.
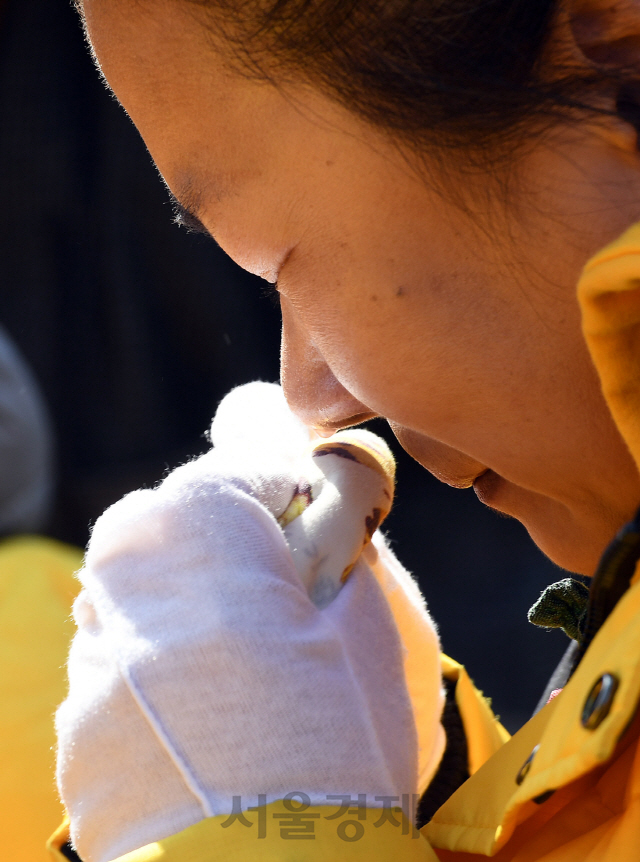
[80,0,640,575]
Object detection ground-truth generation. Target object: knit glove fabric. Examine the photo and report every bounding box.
[56,382,445,862]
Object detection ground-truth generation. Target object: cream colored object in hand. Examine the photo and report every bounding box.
[280,429,395,608]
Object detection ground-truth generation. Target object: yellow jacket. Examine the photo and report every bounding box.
[48,223,640,860]
[0,536,82,861]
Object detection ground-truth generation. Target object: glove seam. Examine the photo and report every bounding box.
[113,653,215,819]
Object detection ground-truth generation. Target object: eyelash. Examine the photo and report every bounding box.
[171,201,211,236]
[261,281,281,308]
[170,194,283,307]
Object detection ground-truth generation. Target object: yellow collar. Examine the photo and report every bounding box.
[426,572,640,856]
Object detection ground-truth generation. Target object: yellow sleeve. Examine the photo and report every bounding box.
[49,654,508,862]
[49,803,440,862]
[1,535,83,862]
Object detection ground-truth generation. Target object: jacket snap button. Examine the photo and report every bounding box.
[581,673,619,730]
[516,744,539,785]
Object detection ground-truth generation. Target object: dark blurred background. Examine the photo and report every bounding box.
[0,0,567,732]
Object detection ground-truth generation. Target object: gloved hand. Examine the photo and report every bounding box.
[56,382,444,862]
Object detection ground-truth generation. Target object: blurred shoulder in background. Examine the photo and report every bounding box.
[0,322,54,534]
[0,322,81,860]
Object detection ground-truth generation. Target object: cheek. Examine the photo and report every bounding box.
[283,234,609,492]
[282,244,500,431]
[286,286,441,431]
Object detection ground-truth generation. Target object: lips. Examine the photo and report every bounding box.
[472,469,505,506]
[389,423,511,511]
[312,412,377,437]
[389,423,490,489]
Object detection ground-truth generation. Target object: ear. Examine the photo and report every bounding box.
[567,0,640,68]
[562,1,640,149]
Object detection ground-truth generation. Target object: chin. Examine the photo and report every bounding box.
[473,472,628,576]
[522,522,608,577]
[390,423,635,576]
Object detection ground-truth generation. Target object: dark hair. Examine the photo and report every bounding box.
[186,0,614,161]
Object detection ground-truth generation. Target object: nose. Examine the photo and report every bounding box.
[280,296,377,433]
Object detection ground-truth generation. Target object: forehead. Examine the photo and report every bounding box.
[76,0,450,260]
[82,4,387,153]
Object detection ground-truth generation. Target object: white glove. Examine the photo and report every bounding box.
[56,382,445,862]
